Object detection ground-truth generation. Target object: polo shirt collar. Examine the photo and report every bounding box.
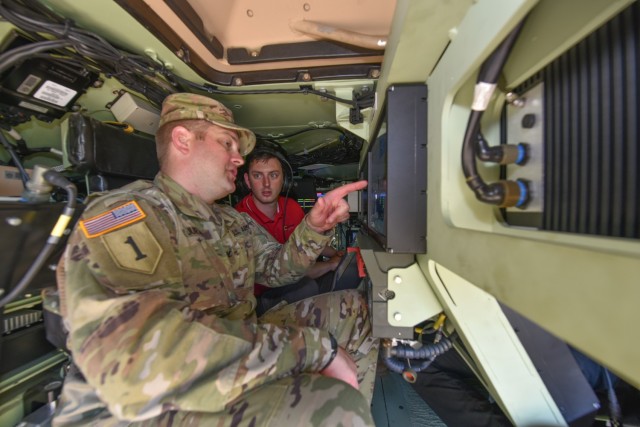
[245,195,283,224]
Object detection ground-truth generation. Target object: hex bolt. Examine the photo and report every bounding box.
[506,92,526,107]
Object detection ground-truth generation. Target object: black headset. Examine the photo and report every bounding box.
[241,140,294,194]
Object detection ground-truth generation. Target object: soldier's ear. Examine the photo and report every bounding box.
[244,172,251,189]
[171,126,192,155]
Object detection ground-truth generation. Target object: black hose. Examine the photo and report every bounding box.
[390,337,453,359]
[461,111,485,192]
[382,337,453,378]
[477,22,526,84]
[383,355,435,374]
[0,170,77,308]
[0,39,72,74]
[461,22,529,208]
[461,113,512,206]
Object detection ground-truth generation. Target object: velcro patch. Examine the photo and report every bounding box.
[102,222,163,274]
[80,201,146,238]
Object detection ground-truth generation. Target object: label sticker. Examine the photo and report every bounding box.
[33,80,77,107]
[16,74,42,95]
[18,100,49,114]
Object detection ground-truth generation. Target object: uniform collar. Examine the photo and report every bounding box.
[154,172,217,220]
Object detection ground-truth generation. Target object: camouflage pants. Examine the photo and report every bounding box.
[145,290,378,426]
[260,289,379,403]
[54,290,378,426]
[55,373,374,427]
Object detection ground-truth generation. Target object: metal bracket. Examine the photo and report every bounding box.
[387,263,442,328]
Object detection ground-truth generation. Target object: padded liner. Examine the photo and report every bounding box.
[64,113,159,179]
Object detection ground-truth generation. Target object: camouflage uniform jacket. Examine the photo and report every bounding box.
[59,172,336,422]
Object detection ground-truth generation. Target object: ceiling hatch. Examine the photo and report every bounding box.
[116,0,396,86]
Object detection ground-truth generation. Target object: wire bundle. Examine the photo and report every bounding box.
[0,0,178,106]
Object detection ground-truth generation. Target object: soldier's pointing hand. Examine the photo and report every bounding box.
[306,180,367,233]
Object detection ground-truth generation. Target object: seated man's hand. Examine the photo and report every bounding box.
[327,254,343,271]
[320,347,359,390]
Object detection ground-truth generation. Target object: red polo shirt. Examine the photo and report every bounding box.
[236,195,305,243]
[235,195,306,295]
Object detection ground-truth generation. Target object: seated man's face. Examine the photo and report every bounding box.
[244,157,284,205]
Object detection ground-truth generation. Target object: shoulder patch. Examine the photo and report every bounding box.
[80,201,146,238]
[102,222,163,274]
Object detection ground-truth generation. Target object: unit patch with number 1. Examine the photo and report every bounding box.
[79,200,163,275]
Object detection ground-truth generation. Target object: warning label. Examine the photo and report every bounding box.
[33,80,77,107]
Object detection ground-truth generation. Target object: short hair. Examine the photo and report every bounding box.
[244,141,290,172]
[245,149,283,172]
[155,119,211,168]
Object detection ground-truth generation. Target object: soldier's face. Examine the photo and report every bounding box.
[244,157,284,206]
[192,125,244,201]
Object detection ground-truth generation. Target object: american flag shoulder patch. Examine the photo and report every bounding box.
[80,201,146,238]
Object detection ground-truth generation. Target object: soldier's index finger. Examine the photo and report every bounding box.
[326,180,368,200]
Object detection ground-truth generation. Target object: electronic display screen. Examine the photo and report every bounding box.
[368,125,387,238]
[362,83,427,253]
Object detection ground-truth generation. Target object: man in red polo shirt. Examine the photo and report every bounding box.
[235,143,343,307]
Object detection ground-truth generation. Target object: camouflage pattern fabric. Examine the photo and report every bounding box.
[260,290,379,402]
[53,172,377,426]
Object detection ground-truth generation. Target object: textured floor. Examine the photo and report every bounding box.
[371,371,446,427]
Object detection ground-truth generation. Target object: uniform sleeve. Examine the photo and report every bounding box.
[283,199,306,241]
[251,213,332,286]
[63,196,334,422]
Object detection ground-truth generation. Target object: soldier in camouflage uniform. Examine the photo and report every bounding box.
[53,93,379,426]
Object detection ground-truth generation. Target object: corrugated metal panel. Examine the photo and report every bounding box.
[542,2,639,239]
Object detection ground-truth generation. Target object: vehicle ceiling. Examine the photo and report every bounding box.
[2,0,474,183]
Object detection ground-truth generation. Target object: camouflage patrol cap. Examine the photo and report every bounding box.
[159,93,256,155]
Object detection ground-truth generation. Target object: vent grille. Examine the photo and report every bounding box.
[540,3,639,239]
[3,310,42,334]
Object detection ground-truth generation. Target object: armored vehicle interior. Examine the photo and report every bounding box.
[1,0,639,426]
